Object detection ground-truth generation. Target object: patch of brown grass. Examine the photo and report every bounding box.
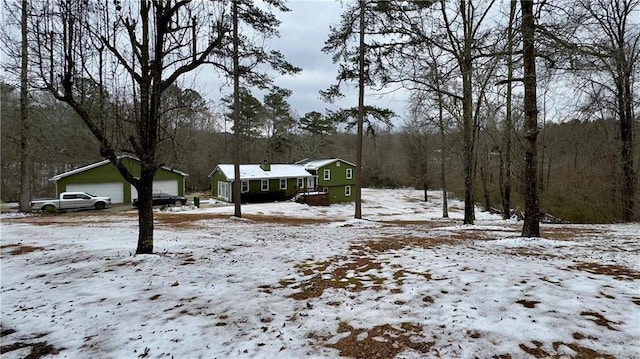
[552,342,615,359]
[569,262,640,280]
[153,212,332,228]
[282,234,467,301]
[515,299,540,308]
[243,214,333,226]
[323,321,433,359]
[283,257,385,300]
[0,244,44,255]
[381,220,453,226]
[466,329,482,339]
[3,212,132,226]
[542,227,603,241]
[519,338,616,358]
[0,342,61,358]
[519,341,549,358]
[393,269,431,286]
[153,213,228,229]
[350,235,471,256]
[580,311,620,331]
[508,249,560,259]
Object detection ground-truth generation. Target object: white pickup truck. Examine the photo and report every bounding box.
[30,192,111,212]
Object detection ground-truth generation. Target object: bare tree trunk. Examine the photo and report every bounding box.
[135,168,155,254]
[462,56,475,224]
[480,148,491,211]
[18,0,31,213]
[460,0,475,225]
[501,0,516,220]
[539,91,547,191]
[354,0,365,220]
[619,73,635,221]
[498,149,507,217]
[440,124,449,218]
[232,0,242,218]
[435,60,448,218]
[521,0,540,237]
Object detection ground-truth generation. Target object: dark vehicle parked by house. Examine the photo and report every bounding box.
[132,193,187,207]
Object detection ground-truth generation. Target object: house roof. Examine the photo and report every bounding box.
[295,158,356,170]
[209,164,313,181]
[49,155,189,181]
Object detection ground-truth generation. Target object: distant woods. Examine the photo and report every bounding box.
[1,81,635,223]
[1,0,638,225]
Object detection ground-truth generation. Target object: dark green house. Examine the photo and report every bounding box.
[295,158,357,203]
[209,162,313,203]
[49,155,188,204]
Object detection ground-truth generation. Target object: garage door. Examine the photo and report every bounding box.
[131,180,179,200]
[67,183,124,204]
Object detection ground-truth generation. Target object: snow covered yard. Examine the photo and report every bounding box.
[1,189,639,358]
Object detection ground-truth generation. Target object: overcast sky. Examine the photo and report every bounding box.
[0,1,406,122]
[191,0,409,121]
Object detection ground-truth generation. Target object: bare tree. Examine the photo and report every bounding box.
[376,0,500,224]
[575,0,638,222]
[402,109,435,202]
[29,0,229,254]
[538,0,639,221]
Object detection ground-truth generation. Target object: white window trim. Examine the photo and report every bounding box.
[346,168,353,179]
[280,178,287,190]
[218,181,231,201]
[323,187,329,193]
[323,169,331,180]
[241,180,249,193]
[345,185,351,196]
[297,178,304,189]
[261,179,269,191]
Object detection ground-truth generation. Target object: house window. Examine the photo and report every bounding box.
[345,185,351,196]
[241,180,249,193]
[323,187,329,193]
[346,168,353,179]
[218,181,230,201]
[323,169,331,180]
[261,179,269,191]
[280,178,287,190]
[297,178,304,189]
